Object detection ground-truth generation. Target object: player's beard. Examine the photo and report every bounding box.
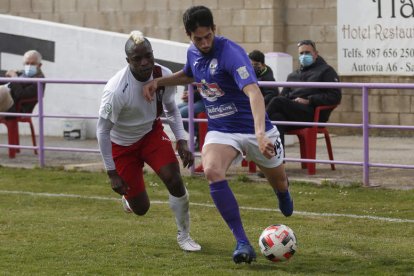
[198,42,213,56]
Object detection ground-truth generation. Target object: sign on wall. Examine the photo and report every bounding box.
[338,0,414,76]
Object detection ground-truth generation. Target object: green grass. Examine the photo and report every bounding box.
[0,167,413,275]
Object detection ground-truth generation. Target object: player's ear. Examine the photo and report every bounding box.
[212,24,216,33]
[125,57,130,64]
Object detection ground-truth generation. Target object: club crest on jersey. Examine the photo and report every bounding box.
[209,58,218,75]
[195,81,224,102]
[104,103,112,114]
[236,66,250,79]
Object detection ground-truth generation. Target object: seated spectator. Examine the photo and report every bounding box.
[177,88,205,149]
[248,50,279,105]
[266,40,341,147]
[0,50,44,115]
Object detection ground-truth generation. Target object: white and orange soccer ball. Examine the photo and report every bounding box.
[258,224,297,262]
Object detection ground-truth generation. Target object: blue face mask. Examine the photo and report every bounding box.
[299,54,314,67]
[24,65,37,77]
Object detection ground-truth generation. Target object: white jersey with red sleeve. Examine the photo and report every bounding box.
[98,63,185,146]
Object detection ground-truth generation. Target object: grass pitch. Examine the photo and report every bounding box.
[0,167,413,275]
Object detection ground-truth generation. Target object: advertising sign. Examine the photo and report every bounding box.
[338,0,414,75]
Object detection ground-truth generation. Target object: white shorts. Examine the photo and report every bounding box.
[204,127,284,168]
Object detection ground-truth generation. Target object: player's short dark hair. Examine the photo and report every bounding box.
[248,50,265,64]
[182,6,214,36]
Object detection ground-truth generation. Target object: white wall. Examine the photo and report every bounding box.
[265,52,293,88]
[0,15,188,138]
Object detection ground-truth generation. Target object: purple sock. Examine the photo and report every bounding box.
[209,180,249,243]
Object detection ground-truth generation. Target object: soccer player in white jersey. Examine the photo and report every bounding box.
[96,31,201,252]
[143,6,293,264]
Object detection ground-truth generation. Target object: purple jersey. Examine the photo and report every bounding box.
[183,36,274,134]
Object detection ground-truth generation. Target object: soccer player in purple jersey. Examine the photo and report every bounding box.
[143,6,293,264]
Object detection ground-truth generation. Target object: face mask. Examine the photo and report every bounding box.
[24,65,37,77]
[299,54,314,67]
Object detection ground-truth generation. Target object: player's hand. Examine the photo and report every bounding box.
[257,134,275,159]
[293,97,310,105]
[5,70,17,77]
[143,79,157,102]
[107,170,128,195]
[176,140,194,168]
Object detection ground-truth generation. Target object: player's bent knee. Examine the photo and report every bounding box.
[203,166,224,182]
[128,192,150,216]
[165,176,186,197]
[131,202,150,216]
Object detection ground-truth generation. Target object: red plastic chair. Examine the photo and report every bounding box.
[196,112,256,173]
[0,97,38,158]
[286,105,337,175]
[241,158,257,173]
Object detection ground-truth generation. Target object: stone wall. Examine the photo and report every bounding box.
[1,0,413,136]
[333,75,414,137]
[0,0,286,52]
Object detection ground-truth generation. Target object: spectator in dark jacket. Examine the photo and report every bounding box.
[0,50,44,114]
[248,50,279,105]
[266,40,341,146]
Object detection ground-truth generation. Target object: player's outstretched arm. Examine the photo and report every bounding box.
[142,70,194,102]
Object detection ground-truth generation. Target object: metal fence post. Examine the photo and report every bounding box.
[187,84,195,175]
[37,81,45,168]
[362,86,370,186]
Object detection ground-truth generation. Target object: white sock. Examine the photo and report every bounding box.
[169,190,190,236]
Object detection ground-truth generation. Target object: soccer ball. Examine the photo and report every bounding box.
[258,224,297,262]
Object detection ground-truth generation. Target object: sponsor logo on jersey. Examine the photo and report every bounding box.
[206,102,238,118]
[236,66,249,79]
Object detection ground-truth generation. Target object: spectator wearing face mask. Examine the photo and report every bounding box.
[0,50,45,114]
[265,40,341,147]
[248,50,279,106]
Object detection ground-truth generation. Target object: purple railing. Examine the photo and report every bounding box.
[0,77,105,166]
[185,81,414,186]
[1,77,414,187]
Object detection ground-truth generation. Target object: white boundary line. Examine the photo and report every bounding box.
[1,190,413,223]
